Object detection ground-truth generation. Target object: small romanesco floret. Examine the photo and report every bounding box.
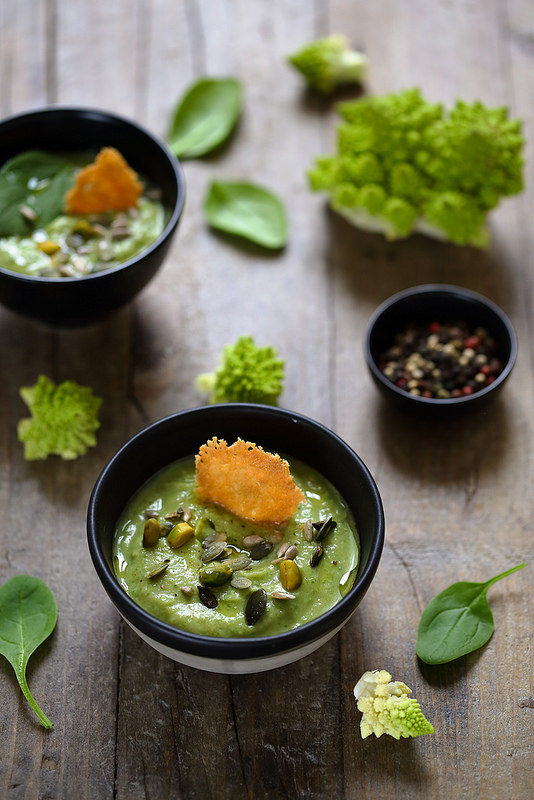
[287,35,368,95]
[353,670,434,740]
[195,335,285,405]
[17,375,102,460]
[309,87,524,246]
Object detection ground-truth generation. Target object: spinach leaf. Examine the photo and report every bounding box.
[168,77,243,158]
[204,180,288,249]
[0,150,75,236]
[0,575,57,729]
[416,562,525,665]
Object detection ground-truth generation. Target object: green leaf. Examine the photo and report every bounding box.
[416,563,526,665]
[204,180,288,249]
[0,575,57,729]
[168,77,243,158]
[0,150,75,236]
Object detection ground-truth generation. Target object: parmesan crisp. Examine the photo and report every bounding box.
[195,437,305,525]
[64,147,143,214]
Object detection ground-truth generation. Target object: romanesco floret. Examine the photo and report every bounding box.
[309,88,524,246]
[17,374,102,460]
[287,35,368,95]
[195,335,285,405]
[354,670,434,740]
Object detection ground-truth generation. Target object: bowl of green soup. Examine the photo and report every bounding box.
[87,404,385,674]
[0,106,185,326]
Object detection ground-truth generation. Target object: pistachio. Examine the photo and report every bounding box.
[165,507,185,522]
[279,559,302,592]
[37,240,61,256]
[245,589,267,625]
[143,517,161,547]
[167,522,195,549]
[199,562,233,587]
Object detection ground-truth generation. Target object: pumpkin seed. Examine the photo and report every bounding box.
[202,530,227,548]
[279,559,302,591]
[199,563,233,587]
[143,518,161,547]
[310,544,324,568]
[222,556,253,572]
[147,560,170,579]
[198,585,218,609]
[231,575,252,590]
[249,540,273,560]
[201,541,227,562]
[245,588,267,625]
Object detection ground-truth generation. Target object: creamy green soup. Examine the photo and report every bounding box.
[0,150,165,278]
[113,455,360,638]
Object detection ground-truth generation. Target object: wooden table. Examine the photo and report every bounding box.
[1,1,532,798]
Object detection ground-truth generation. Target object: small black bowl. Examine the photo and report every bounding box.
[0,106,185,326]
[87,404,385,674]
[364,284,517,415]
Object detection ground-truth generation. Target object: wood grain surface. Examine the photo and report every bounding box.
[0,1,532,798]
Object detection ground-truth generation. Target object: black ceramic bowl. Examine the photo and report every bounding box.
[365,284,517,415]
[0,106,185,326]
[87,404,385,674]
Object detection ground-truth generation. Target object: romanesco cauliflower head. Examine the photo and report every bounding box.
[309,88,524,246]
[354,670,434,740]
[17,374,102,460]
[195,335,285,405]
[287,35,368,95]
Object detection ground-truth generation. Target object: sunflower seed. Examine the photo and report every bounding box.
[303,519,314,542]
[272,590,296,600]
[284,544,298,560]
[314,517,337,542]
[180,585,194,597]
[277,542,290,559]
[243,534,265,548]
[310,545,324,568]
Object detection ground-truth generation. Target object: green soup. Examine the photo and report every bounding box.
[113,455,360,638]
[0,150,165,278]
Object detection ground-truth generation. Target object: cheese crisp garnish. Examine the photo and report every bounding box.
[64,147,143,214]
[195,437,305,525]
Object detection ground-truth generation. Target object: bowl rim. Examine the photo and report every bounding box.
[364,283,518,408]
[87,403,385,660]
[0,104,186,284]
